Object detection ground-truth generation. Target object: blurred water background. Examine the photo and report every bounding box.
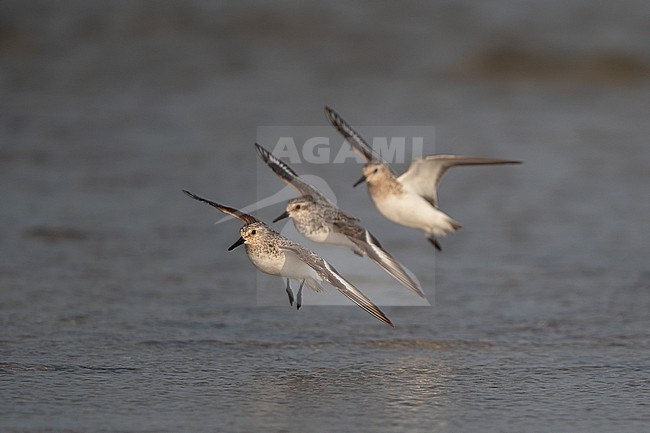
[1,1,649,432]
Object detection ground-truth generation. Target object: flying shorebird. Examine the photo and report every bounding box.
[324,106,522,251]
[255,142,425,298]
[182,190,394,327]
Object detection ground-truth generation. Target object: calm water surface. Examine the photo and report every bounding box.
[1,1,649,432]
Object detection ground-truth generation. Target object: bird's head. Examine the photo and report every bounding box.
[354,162,391,187]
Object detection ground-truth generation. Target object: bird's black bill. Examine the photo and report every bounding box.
[273,210,290,223]
[353,174,367,187]
[228,236,245,251]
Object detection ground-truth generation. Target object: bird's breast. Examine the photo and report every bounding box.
[293,219,330,243]
[246,245,285,276]
[375,192,439,230]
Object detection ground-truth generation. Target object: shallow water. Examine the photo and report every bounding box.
[1,1,649,432]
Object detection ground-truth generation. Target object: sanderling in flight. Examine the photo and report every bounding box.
[324,106,521,251]
[255,142,425,298]
[183,190,394,327]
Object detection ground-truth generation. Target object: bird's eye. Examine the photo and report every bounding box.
[251,229,257,235]
[295,204,301,210]
[373,168,378,173]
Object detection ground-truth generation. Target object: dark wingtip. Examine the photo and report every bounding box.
[183,189,197,199]
[324,105,337,122]
[254,142,268,160]
[183,189,210,205]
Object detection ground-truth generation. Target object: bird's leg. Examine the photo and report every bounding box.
[296,279,305,310]
[427,236,442,252]
[285,279,294,306]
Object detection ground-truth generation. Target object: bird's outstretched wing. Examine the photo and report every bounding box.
[279,243,394,327]
[255,143,330,203]
[325,106,391,168]
[335,222,424,298]
[183,190,259,224]
[398,155,522,206]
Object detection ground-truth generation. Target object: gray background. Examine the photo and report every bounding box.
[2,1,649,432]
